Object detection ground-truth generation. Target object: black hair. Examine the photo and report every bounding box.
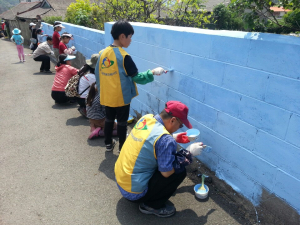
[86,82,97,106]
[57,54,67,67]
[159,109,173,120]
[46,36,52,41]
[77,64,95,77]
[53,22,61,31]
[36,28,42,35]
[111,20,134,40]
[60,32,72,41]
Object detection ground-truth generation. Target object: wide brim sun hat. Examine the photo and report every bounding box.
[86,54,99,69]
[64,55,76,61]
[12,28,21,35]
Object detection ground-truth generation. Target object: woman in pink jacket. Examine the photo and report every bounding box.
[51,54,78,104]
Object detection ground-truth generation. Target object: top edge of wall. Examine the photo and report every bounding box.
[42,21,105,34]
[106,21,300,46]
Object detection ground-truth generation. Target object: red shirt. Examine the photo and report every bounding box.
[59,41,68,54]
[1,23,5,30]
[52,31,60,49]
[52,64,78,92]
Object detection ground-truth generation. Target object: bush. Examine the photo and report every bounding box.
[284,9,300,30]
[43,16,63,25]
[213,4,244,30]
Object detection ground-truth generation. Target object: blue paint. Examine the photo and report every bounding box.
[41,21,300,213]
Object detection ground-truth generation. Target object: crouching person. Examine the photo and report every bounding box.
[114,101,205,217]
[32,36,54,73]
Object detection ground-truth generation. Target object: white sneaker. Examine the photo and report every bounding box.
[106,139,116,152]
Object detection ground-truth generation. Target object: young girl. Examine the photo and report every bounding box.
[59,32,76,55]
[76,54,99,117]
[86,83,117,139]
[51,54,78,104]
[36,29,48,45]
[10,28,25,62]
[53,22,64,61]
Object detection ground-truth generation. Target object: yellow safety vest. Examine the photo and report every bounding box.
[98,46,138,107]
[115,114,170,193]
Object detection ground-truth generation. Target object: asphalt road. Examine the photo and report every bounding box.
[0,38,251,225]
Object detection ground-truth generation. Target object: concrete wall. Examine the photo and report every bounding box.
[6,19,34,46]
[42,21,300,215]
[41,21,105,67]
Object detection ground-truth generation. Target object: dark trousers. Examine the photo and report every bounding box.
[104,104,130,150]
[34,55,50,71]
[131,169,187,209]
[51,91,69,104]
[77,97,86,108]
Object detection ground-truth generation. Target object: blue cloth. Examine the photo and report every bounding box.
[116,114,192,200]
[12,35,23,45]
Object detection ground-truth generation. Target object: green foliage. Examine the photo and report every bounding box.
[64,0,214,30]
[43,16,63,25]
[284,9,300,29]
[229,0,300,32]
[213,4,243,30]
[65,0,104,29]
[166,0,213,28]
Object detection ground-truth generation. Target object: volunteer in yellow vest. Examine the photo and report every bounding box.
[115,101,206,217]
[95,20,165,152]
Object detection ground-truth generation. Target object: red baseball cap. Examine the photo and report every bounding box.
[165,101,192,129]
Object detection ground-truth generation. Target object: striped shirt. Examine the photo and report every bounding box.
[86,93,106,120]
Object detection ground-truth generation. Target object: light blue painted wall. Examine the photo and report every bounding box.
[43,21,300,214]
[41,22,105,59]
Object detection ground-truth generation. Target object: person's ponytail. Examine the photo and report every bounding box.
[57,54,67,67]
[86,82,97,106]
[78,64,91,77]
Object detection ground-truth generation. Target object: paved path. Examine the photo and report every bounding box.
[0,39,252,225]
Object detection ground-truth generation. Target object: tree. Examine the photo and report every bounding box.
[165,0,213,28]
[65,0,104,29]
[100,0,169,23]
[229,0,300,31]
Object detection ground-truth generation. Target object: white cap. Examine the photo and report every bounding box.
[54,24,65,28]
[29,22,36,26]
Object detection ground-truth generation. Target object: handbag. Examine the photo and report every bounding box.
[65,75,90,97]
[29,43,34,50]
[30,38,37,44]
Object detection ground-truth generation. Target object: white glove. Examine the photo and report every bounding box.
[152,67,165,75]
[186,142,206,156]
[71,46,76,51]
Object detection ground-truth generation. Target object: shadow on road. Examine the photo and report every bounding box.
[11,62,24,64]
[115,197,216,225]
[52,103,78,110]
[66,116,89,126]
[98,151,118,181]
[33,72,55,75]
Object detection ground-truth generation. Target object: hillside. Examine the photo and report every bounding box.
[0,0,19,14]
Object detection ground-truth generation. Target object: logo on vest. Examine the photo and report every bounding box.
[134,118,148,130]
[101,57,114,69]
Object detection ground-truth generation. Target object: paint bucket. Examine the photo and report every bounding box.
[194,184,209,199]
[186,129,200,142]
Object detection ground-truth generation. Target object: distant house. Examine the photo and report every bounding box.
[269,7,291,18]
[0,0,76,45]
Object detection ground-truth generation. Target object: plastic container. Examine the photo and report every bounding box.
[186,129,200,142]
[194,184,209,199]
